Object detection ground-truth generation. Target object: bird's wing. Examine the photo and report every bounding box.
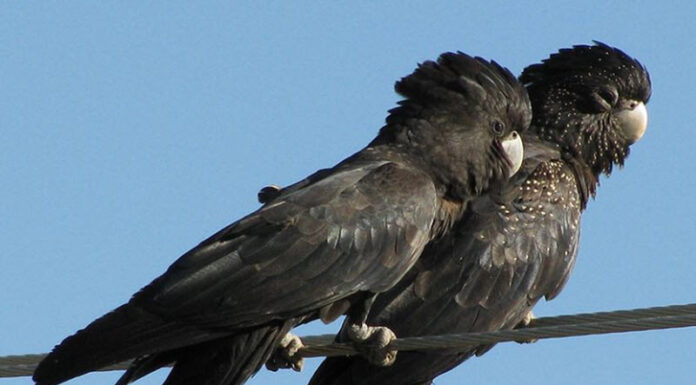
[35,160,439,385]
[134,160,438,328]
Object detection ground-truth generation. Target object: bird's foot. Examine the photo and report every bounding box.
[514,310,538,344]
[265,332,304,372]
[257,184,282,204]
[345,323,397,366]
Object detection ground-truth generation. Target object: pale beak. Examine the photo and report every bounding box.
[501,131,523,177]
[616,101,648,144]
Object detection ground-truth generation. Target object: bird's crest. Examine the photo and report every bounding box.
[391,52,531,128]
[521,41,651,104]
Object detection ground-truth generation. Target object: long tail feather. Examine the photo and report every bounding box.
[33,304,225,385]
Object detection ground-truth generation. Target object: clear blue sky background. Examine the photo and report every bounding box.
[2,2,695,385]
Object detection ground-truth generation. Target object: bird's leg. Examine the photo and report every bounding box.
[513,310,538,344]
[265,332,304,372]
[340,293,398,366]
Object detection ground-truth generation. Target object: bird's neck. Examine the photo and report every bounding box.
[563,152,599,210]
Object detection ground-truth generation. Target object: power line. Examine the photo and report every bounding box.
[3,303,696,378]
[301,302,696,357]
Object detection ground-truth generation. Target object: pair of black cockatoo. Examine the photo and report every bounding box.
[33,42,651,385]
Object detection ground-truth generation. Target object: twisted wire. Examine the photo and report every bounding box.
[3,303,696,378]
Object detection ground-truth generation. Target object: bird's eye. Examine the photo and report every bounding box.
[628,100,639,110]
[586,86,619,112]
[597,88,619,107]
[493,121,505,135]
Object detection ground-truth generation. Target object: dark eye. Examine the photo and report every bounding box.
[586,86,619,112]
[493,121,505,135]
[597,87,619,106]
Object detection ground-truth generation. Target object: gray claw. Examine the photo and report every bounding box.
[514,310,538,344]
[265,332,304,372]
[346,323,397,366]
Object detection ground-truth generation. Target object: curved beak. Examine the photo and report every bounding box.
[501,131,523,177]
[616,101,648,144]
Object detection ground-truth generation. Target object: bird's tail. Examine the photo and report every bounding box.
[33,303,225,385]
[307,356,355,385]
[119,321,296,385]
[309,350,476,385]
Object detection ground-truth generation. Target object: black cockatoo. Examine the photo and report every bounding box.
[308,42,651,385]
[33,52,530,385]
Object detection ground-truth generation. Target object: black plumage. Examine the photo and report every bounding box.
[308,42,651,385]
[33,52,530,385]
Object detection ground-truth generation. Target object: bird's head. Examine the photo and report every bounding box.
[520,42,652,176]
[379,52,531,200]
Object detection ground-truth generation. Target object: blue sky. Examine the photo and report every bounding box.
[2,2,695,385]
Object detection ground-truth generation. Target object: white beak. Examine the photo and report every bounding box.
[617,101,648,144]
[501,131,523,177]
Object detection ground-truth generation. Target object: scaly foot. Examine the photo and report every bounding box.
[345,323,397,366]
[514,310,538,344]
[265,332,304,372]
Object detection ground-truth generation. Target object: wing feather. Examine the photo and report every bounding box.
[131,160,438,329]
